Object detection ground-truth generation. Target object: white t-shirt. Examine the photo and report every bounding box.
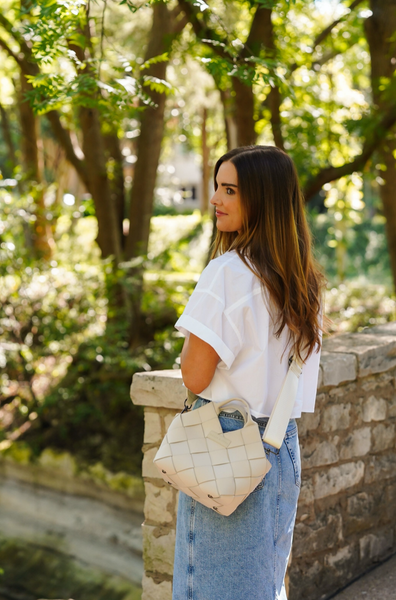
[175,250,321,419]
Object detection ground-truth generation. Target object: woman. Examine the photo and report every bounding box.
[172,145,325,600]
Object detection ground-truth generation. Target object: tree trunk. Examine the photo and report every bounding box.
[219,89,238,150]
[201,107,210,215]
[232,78,256,147]
[79,106,122,261]
[124,2,173,260]
[0,103,16,172]
[103,131,126,248]
[378,146,396,288]
[18,72,52,259]
[365,0,396,291]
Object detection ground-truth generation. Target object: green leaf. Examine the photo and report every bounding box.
[140,52,169,70]
[142,75,173,94]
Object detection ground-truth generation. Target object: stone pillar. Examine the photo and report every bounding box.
[130,369,186,600]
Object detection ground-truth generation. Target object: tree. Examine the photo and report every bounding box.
[0,6,53,258]
[0,0,188,338]
[178,0,396,287]
[178,0,279,148]
[178,0,395,186]
[365,0,396,290]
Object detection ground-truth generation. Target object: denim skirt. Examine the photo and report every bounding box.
[172,398,301,600]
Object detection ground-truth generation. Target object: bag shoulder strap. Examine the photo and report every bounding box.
[185,356,303,449]
[262,356,303,449]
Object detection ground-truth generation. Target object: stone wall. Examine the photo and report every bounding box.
[130,323,396,600]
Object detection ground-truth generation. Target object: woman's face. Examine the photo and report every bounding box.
[210,161,242,233]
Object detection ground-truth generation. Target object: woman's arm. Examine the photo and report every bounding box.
[180,333,220,395]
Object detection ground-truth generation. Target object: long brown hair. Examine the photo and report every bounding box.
[212,145,325,362]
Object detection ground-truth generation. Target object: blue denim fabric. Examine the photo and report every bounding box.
[172,398,301,600]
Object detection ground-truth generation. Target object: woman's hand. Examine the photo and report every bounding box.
[180,333,220,395]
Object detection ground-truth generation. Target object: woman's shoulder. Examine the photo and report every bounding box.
[205,250,253,276]
[200,251,260,297]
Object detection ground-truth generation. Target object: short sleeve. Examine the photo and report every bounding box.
[175,258,244,369]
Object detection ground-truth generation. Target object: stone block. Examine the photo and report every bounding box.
[339,427,371,460]
[313,461,364,499]
[164,411,179,431]
[316,365,323,390]
[301,441,338,470]
[323,332,396,378]
[362,396,387,422]
[317,365,323,389]
[347,492,375,519]
[299,476,314,506]
[367,322,396,336]
[361,371,394,391]
[359,530,394,563]
[131,370,185,409]
[385,482,396,522]
[289,561,326,600]
[323,543,360,587]
[298,411,321,438]
[389,395,396,418]
[142,523,175,576]
[365,454,396,484]
[144,482,174,524]
[293,513,342,557]
[372,423,395,453]
[324,544,354,568]
[296,504,315,523]
[344,491,379,536]
[322,403,351,432]
[320,351,357,387]
[143,447,161,479]
[142,574,172,600]
[144,411,162,444]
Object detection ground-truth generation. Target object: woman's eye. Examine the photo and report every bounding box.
[226,187,234,195]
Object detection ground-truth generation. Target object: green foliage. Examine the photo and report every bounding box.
[308,190,391,284]
[20,0,172,119]
[325,280,395,335]
[0,202,207,475]
[1,0,395,483]
[119,0,155,12]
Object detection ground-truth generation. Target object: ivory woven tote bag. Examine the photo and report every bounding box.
[153,397,271,516]
[153,357,302,516]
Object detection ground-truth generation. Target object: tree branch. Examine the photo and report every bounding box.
[177,0,230,61]
[313,0,365,49]
[45,110,88,187]
[0,11,36,61]
[242,7,285,149]
[0,36,21,65]
[289,0,365,75]
[170,3,184,21]
[0,102,17,167]
[172,12,189,35]
[240,5,272,59]
[303,106,396,201]
[0,14,87,185]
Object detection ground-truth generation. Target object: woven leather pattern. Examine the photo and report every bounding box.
[154,401,271,516]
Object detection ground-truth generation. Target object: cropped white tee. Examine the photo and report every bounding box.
[175,251,321,419]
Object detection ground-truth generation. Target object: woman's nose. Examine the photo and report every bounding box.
[210,190,219,206]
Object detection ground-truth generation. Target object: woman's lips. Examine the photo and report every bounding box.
[216,210,227,216]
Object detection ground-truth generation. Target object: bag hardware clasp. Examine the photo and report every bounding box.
[265,446,280,456]
[181,397,193,413]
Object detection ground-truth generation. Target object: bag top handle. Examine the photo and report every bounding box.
[186,356,303,447]
[212,397,253,424]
